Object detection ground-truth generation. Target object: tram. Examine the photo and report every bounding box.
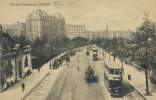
[92,46,98,61]
[104,61,123,96]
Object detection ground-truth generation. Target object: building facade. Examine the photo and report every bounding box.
[0,25,32,91]
[2,21,26,37]
[109,31,132,39]
[87,26,131,40]
[26,9,66,41]
[66,24,86,39]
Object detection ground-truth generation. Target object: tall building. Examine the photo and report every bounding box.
[26,9,66,41]
[2,21,26,37]
[66,24,86,39]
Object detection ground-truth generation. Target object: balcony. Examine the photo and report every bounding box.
[2,49,16,57]
[23,45,31,53]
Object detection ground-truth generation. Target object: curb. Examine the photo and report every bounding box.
[21,71,51,100]
[21,61,67,100]
[123,78,147,100]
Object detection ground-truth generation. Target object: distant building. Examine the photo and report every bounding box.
[88,25,109,40]
[26,9,66,41]
[86,31,92,40]
[87,26,131,40]
[0,25,32,91]
[109,30,132,39]
[66,24,86,39]
[2,21,26,37]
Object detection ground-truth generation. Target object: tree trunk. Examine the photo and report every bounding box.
[114,56,115,61]
[121,60,124,74]
[109,52,110,61]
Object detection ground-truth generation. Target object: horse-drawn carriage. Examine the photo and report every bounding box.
[53,61,59,69]
[86,50,89,55]
[85,66,94,82]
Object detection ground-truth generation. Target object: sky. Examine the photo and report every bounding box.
[0,0,156,31]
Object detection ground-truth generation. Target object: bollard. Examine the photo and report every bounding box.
[128,75,131,80]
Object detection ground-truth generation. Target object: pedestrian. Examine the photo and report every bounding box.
[21,82,25,92]
[78,66,80,71]
[38,67,40,72]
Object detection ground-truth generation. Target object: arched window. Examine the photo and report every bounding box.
[6,60,13,77]
[25,55,29,67]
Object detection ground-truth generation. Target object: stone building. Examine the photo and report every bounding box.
[0,25,32,91]
[66,24,86,39]
[2,21,26,37]
[87,25,109,40]
[26,9,66,41]
[109,30,132,39]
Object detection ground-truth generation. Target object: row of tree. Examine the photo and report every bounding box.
[91,18,156,74]
[12,35,89,68]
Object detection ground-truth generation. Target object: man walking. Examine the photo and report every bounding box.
[21,82,25,92]
[38,67,40,72]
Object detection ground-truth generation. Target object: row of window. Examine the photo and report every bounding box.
[68,34,86,36]
[105,64,121,75]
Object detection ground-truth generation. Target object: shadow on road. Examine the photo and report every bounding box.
[87,76,99,83]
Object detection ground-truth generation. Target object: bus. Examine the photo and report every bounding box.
[104,61,123,96]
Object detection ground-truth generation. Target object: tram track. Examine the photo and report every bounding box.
[122,79,146,100]
[111,79,146,100]
[97,50,146,100]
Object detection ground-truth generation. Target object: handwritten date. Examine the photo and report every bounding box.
[54,1,77,8]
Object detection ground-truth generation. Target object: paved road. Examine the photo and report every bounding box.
[25,48,144,100]
[45,49,111,100]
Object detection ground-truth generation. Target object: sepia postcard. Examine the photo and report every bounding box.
[0,0,156,100]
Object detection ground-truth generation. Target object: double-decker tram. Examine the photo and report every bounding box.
[104,61,123,96]
[92,46,98,61]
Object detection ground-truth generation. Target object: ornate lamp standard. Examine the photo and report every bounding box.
[49,46,55,69]
[144,37,151,95]
[141,18,154,95]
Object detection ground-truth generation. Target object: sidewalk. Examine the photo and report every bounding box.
[1,58,62,100]
[99,48,156,100]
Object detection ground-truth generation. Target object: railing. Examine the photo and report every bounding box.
[23,46,31,53]
[2,49,16,56]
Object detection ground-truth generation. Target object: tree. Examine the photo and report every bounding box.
[130,18,156,95]
[130,19,156,70]
[6,60,13,77]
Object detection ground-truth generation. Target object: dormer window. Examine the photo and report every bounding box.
[2,37,5,43]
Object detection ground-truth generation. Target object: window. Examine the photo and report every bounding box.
[25,55,29,67]
[110,69,115,74]
[115,69,120,75]
[2,37,5,43]
[6,60,13,77]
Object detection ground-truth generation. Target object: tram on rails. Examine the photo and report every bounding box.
[104,61,123,96]
[92,46,98,61]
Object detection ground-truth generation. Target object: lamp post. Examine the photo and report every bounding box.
[103,49,104,57]
[49,46,55,69]
[144,37,151,95]
[142,18,153,95]
[52,47,55,69]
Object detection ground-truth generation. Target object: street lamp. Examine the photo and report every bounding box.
[49,46,56,69]
[77,53,79,63]
[52,47,55,69]
[144,37,151,95]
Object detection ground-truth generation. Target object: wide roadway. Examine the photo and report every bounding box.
[45,49,111,100]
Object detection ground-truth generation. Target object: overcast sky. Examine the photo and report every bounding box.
[0,0,156,31]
